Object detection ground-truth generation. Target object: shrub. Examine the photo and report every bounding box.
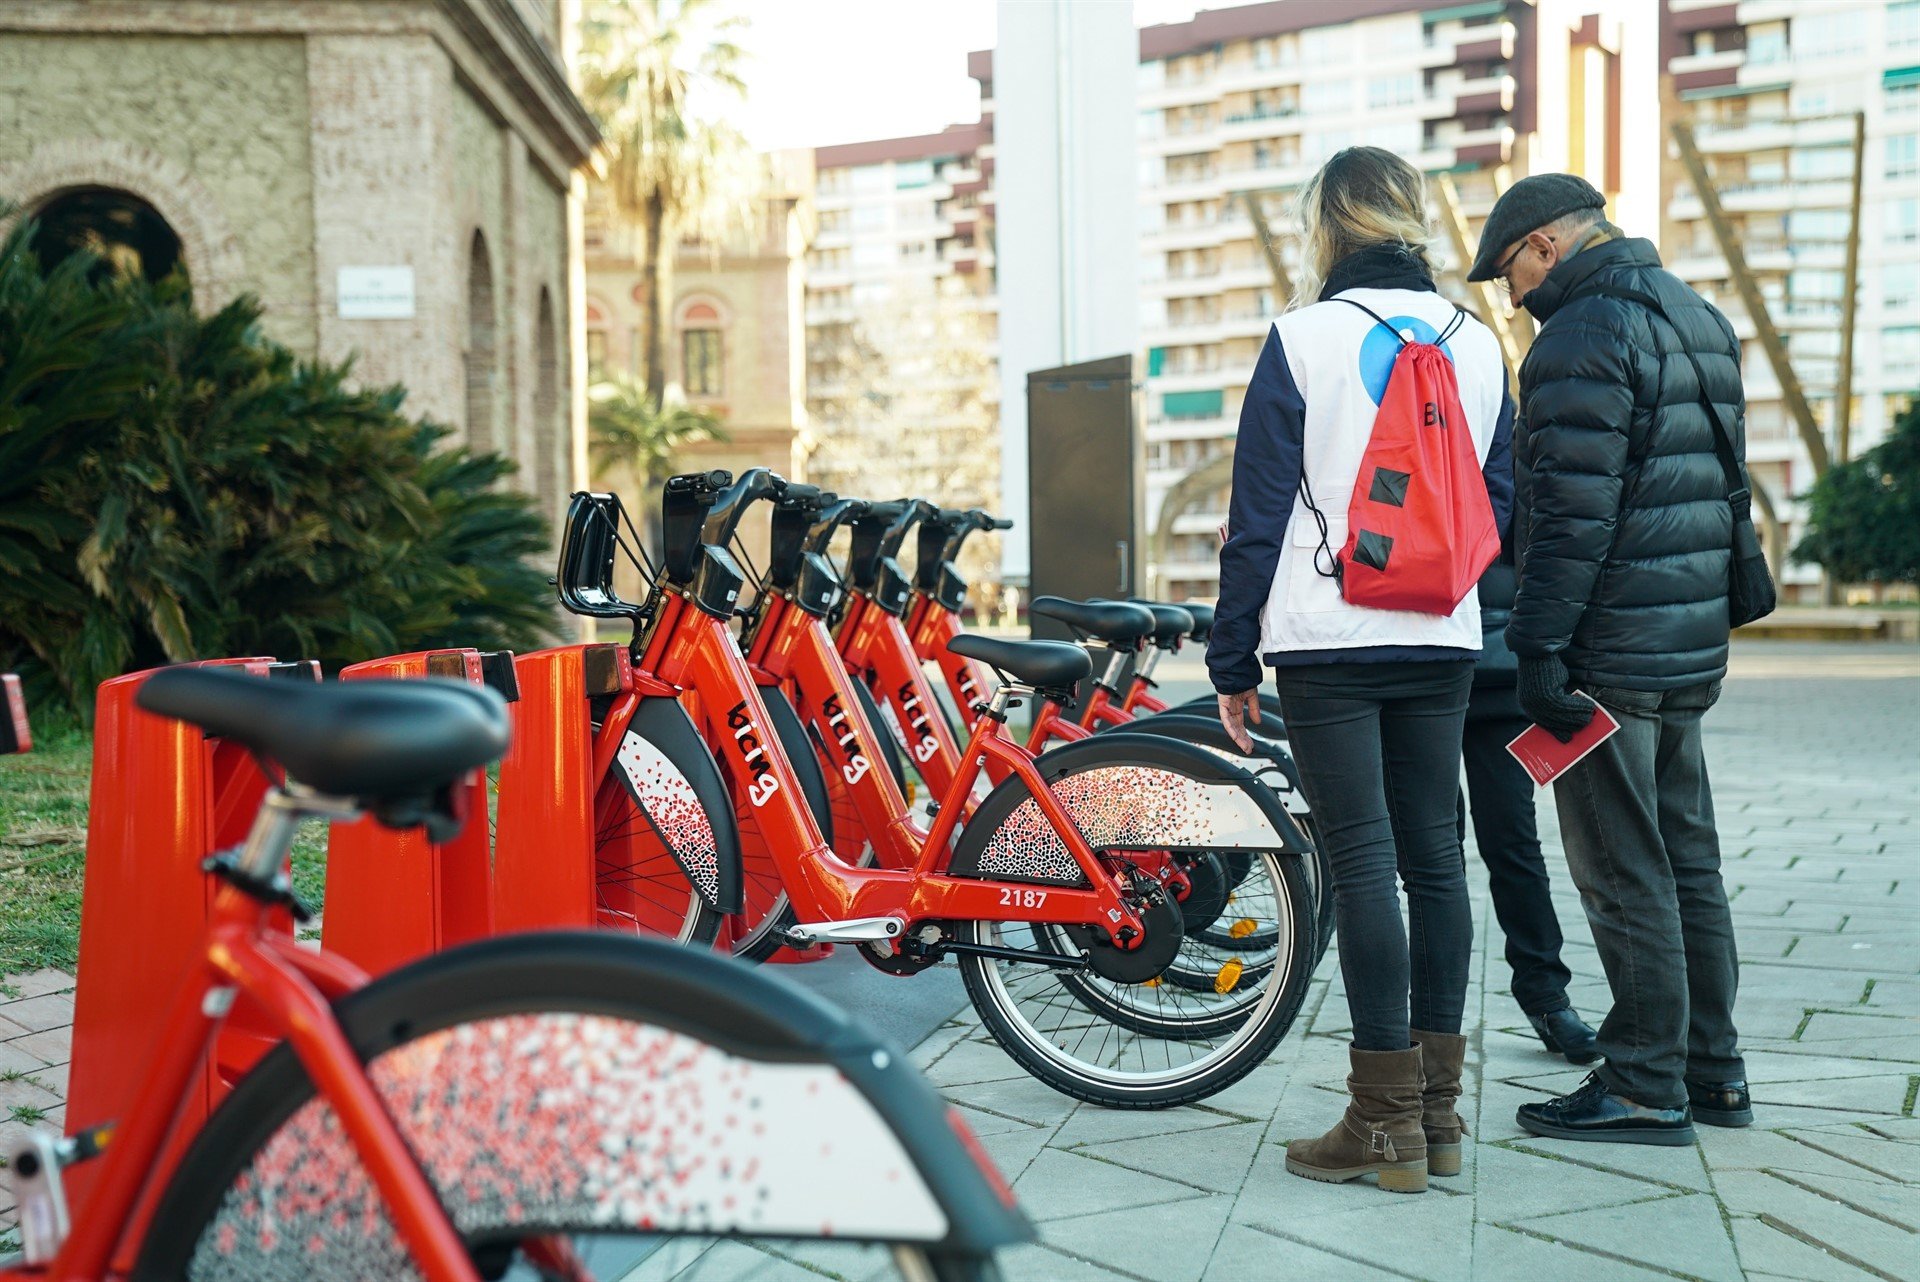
[0,216,554,718]
[1793,401,1920,589]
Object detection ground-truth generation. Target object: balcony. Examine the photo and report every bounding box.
[1451,124,1515,166]
[1218,105,1302,144]
[1669,48,1747,77]
[1453,72,1515,116]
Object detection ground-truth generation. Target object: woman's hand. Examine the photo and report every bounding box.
[1217,689,1262,753]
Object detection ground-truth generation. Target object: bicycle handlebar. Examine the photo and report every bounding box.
[699,467,783,559]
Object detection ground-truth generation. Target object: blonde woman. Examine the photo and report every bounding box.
[1210,147,1514,1194]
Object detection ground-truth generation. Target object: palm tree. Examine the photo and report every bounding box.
[588,374,728,554]
[580,0,751,410]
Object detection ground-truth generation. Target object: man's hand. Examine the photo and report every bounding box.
[1217,689,1261,753]
[1517,654,1598,743]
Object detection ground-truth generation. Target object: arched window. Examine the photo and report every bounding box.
[585,299,609,379]
[33,187,186,288]
[681,301,724,398]
[466,231,498,453]
[534,287,562,524]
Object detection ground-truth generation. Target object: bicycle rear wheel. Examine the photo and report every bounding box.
[133,934,1023,1280]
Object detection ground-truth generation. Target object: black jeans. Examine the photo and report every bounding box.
[1274,661,1474,1052]
[1554,680,1744,1108]
[1458,710,1574,1016]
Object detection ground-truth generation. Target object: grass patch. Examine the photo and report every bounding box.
[7,1104,47,1125]
[0,726,333,972]
[0,725,93,973]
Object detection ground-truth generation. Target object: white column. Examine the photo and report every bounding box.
[993,0,1139,583]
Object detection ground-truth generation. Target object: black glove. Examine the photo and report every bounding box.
[1516,654,1597,743]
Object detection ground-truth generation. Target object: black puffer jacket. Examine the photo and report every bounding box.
[1508,237,1743,691]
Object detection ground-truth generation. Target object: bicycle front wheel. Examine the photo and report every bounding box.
[132,934,1021,1281]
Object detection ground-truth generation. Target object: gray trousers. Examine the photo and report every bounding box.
[1553,680,1745,1108]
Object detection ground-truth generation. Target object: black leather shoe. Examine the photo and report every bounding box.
[1516,1073,1697,1146]
[1528,1007,1600,1065]
[1687,1079,1753,1128]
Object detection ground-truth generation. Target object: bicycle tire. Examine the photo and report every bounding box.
[132,933,1024,1280]
[948,734,1315,1108]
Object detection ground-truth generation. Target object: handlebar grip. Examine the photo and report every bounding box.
[990,517,1014,530]
[861,499,909,522]
[666,469,732,494]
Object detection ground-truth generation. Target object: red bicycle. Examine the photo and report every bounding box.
[1,668,1025,1280]
[558,473,1314,1107]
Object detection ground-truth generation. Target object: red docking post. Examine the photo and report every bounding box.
[321,649,518,976]
[65,657,319,1215]
[492,643,630,933]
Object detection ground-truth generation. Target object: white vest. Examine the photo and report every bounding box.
[1259,288,1508,657]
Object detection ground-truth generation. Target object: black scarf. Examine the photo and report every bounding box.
[1318,243,1436,300]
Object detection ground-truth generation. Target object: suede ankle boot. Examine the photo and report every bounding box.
[1284,1045,1427,1193]
[1412,1030,1468,1176]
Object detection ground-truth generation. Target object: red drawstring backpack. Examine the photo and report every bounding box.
[1300,301,1500,615]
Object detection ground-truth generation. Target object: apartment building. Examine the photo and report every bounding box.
[803,125,1000,507]
[1661,0,1916,597]
[1137,0,1620,600]
[800,0,1622,599]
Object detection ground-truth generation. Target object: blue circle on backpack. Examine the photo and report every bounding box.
[1359,316,1454,406]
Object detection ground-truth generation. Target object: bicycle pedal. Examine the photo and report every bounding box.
[6,1132,71,1264]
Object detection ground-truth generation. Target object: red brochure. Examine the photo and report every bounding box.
[1505,694,1620,787]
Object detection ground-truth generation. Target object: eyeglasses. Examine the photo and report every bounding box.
[1491,241,1527,290]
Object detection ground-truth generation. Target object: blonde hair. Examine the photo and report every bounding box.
[1288,147,1434,309]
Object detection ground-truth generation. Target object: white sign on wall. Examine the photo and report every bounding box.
[337,266,416,319]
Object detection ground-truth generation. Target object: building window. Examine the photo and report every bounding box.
[1747,24,1788,65]
[1304,79,1352,116]
[586,327,607,377]
[1886,325,1920,369]
[465,230,498,453]
[1795,8,1867,60]
[1892,200,1920,244]
[1889,135,1920,180]
[1887,263,1920,309]
[1892,2,1920,52]
[1367,74,1417,110]
[1890,82,1920,116]
[682,303,723,398]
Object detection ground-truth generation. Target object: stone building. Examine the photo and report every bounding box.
[0,0,598,529]
[584,149,816,507]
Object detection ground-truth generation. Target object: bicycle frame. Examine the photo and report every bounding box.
[27,805,479,1282]
[632,586,1146,941]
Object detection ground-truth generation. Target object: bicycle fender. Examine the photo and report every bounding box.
[615,698,744,913]
[949,732,1309,887]
[1109,713,1312,821]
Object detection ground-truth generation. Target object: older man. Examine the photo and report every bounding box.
[1468,175,1751,1145]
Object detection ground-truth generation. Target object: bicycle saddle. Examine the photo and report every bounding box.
[1029,597,1154,646]
[1178,601,1214,642]
[137,666,510,803]
[1134,603,1195,649]
[948,636,1091,690]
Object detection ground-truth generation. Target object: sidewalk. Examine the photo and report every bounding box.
[2,642,1915,1278]
[915,641,1920,1281]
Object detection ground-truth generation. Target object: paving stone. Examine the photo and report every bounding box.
[1727,1218,1887,1282]
[1764,1168,1920,1230]
[1740,1051,1909,1084]
[1239,1187,1477,1282]
[0,1041,48,1078]
[1048,1105,1248,1149]
[1468,1225,1683,1281]
[1471,1141,1680,1219]
[1206,1222,1404,1280]
[1503,1192,1743,1281]
[0,972,74,1001]
[1073,1121,1265,1196]
[1508,1135,1713,1191]
[949,1101,1045,1139]
[940,1074,1078,1129]
[1013,1147,1212,1222]
[1712,1170,1920,1279]
[1039,1194,1233,1282]
[978,1126,1052,1185]
[0,994,72,1034]
[1780,1127,1920,1183]
[919,1034,1031,1086]
[995,1243,1138,1282]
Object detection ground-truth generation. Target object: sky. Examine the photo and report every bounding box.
[732,0,1205,152]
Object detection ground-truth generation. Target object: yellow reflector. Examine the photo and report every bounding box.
[905,780,918,807]
[1141,977,1161,988]
[1228,918,1257,939]
[1215,960,1244,994]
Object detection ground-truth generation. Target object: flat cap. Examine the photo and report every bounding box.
[1466,173,1607,282]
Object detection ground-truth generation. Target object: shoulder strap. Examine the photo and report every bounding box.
[1335,297,1405,345]
[1586,282,1749,510]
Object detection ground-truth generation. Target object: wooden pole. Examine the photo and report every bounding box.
[1671,121,1831,477]
[1239,190,1292,307]
[1835,110,1866,467]
[1435,173,1521,373]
